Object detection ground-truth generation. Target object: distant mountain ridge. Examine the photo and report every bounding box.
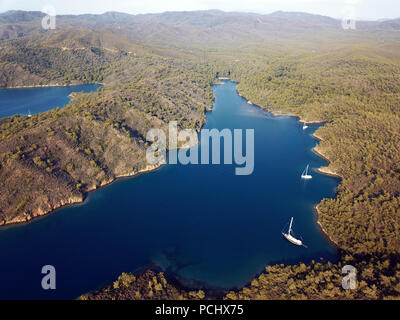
[0,9,398,30]
[1,7,400,302]
[0,9,398,23]
[0,9,391,46]
[0,9,399,54]
[0,10,45,24]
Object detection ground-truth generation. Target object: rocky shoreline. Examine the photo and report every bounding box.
[0,163,162,227]
[315,204,340,247]
[0,82,211,228]
[1,81,103,90]
[235,87,343,249]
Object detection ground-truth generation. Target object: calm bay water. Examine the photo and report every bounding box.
[0,84,101,118]
[0,81,339,299]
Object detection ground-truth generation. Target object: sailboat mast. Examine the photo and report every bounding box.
[289,217,293,235]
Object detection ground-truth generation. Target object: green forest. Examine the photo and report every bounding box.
[0,41,215,225]
[1,10,400,299]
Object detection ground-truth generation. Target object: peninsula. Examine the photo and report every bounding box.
[0,9,399,300]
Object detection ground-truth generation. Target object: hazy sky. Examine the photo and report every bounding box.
[0,0,399,20]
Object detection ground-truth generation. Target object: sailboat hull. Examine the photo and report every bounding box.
[282,232,303,246]
[301,165,312,179]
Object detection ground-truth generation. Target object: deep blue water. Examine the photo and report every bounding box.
[0,84,101,118]
[0,81,339,299]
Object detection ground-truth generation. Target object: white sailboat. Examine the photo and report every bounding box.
[282,217,303,246]
[302,123,308,130]
[301,164,312,180]
[27,109,32,118]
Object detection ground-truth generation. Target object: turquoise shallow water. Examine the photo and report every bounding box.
[0,84,101,118]
[0,81,339,299]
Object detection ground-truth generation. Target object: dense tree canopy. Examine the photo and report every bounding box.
[1,10,400,299]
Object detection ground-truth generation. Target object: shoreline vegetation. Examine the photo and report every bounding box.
[1,9,399,300]
[3,78,346,299]
[0,114,206,228]
[0,82,213,227]
[235,85,342,248]
[0,163,162,227]
[0,82,103,90]
[0,46,216,226]
[81,81,347,301]
[315,205,339,247]
[216,47,400,299]
[0,124,208,227]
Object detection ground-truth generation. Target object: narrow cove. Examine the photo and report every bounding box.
[0,84,101,119]
[0,80,339,299]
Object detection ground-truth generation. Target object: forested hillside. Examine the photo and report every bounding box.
[1,9,400,299]
[226,45,400,256]
[0,29,142,88]
[220,42,400,300]
[0,45,214,225]
[226,253,400,300]
[79,270,206,300]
